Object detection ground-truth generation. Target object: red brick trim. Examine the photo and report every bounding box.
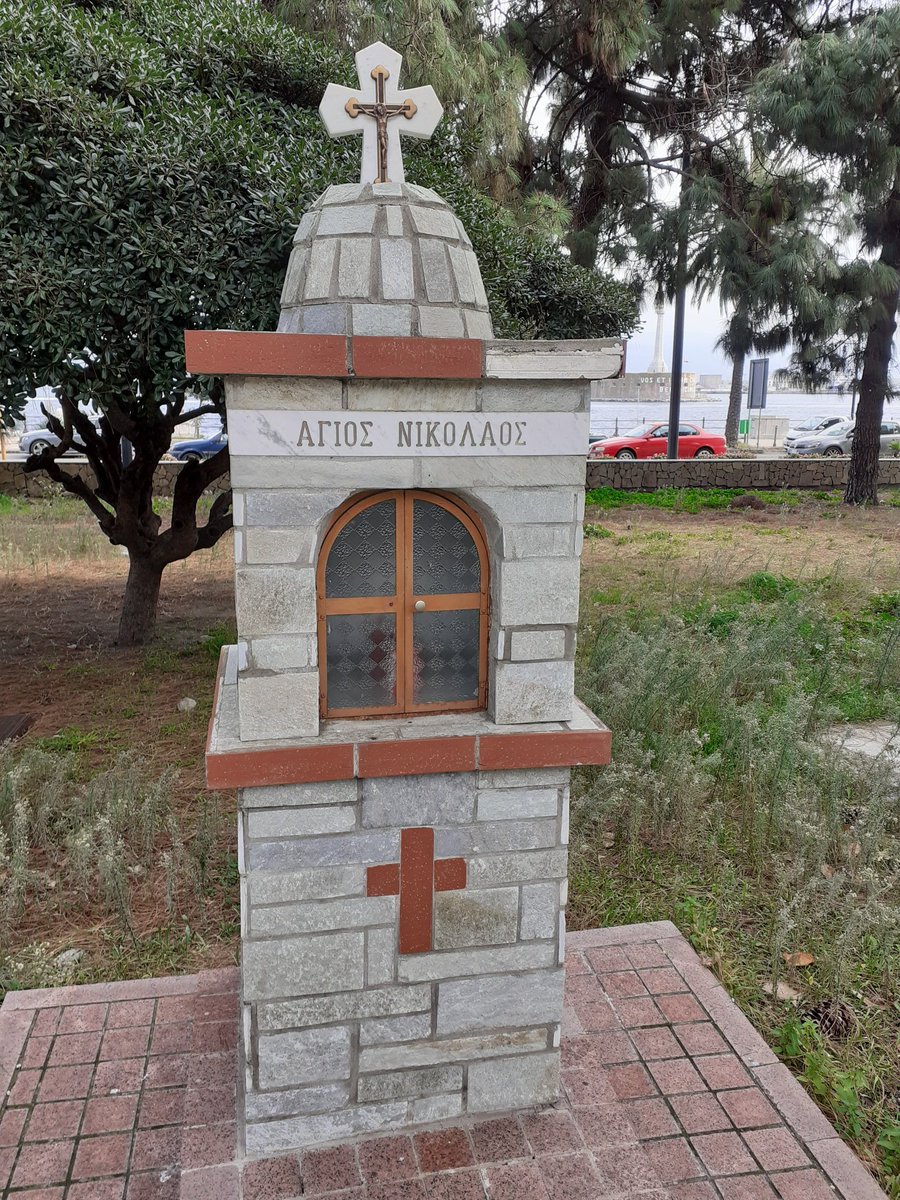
[183,331,484,380]
[479,729,612,771]
[358,737,477,779]
[434,858,467,892]
[205,743,354,789]
[206,727,609,788]
[351,337,483,379]
[367,863,400,897]
[184,331,348,377]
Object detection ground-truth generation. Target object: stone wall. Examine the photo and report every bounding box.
[586,456,900,491]
[0,461,229,498]
[240,767,567,1153]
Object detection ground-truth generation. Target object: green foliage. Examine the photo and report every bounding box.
[584,485,808,513]
[0,0,635,426]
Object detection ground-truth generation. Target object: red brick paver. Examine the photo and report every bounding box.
[0,922,887,1198]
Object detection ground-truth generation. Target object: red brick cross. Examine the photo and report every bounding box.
[367,827,467,954]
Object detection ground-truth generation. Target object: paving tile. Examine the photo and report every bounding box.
[193,993,239,1023]
[185,1085,236,1123]
[100,1026,151,1061]
[367,1180,426,1200]
[648,1057,707,1095]
[124,1168,180,1199]
[131,1124,182,1170]
[591,1144,660,1192]
[469,1117,528,1163]
[643,1136,705,1183]
[21,1035,53,1069]
[107,1001,155,1029]
[11,1139,74,1187]
[193,1021,237,1053]
[59,1004,109,1034]
[68,1178,126,1199]
[9,1068,41,1106]
[82,1094,139,1135]
[522,1112,582,1155]
[38,1064,94,1102]
[24,1099,84,1141]
[717,1174,780,1197]
[561,1065,617,1106]
[769,1168,838,1199]
[608,1062,658,1100]
[358,1135,419,1183]
[717,1088,781,1130]
[631,1026,683,1060]
[181,1164,242,1200]
[625,943,671,969]
[421,1168,486,1199]
[48,1030,102,1067]
[669,1184,719,1199]
[138,1086,186,1128]
[144,1054,188,1089]
[640,967,689,994]
[742,1128,811,1172]
[693,1055,753,1091]
[414,1129,474,1173]
[613,997,666,1027]
[0,1106,28,1146]
[600,971,649,999]
[565,952,591,976]
[484,1161,549,1200]
[241,1152,303,1198]
[33,1008,62,1037]
[0,1144,13,1190]
[182,1122,237,1169]
[539,1151,606,1200]
[584,946,632,973]
[674,1022,729,1056]
[656,993,708,1023]
[577,999,622,1031]
[670,1092,733,1134]
[592,1030,640,1064]
[691,1132,758,1176]
[151,1022,193,1056]
[71,1132,131,1178]
[92,1058,146,1095]
[573,1104,638,1148]
[301,1143,361,1193]
[155,996,193,1024]
[188,1052,237,1090]
[625,1097,680,1139]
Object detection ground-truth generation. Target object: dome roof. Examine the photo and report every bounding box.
[278,182,493,340]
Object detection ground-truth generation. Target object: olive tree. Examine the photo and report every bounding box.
[0,0,637,644]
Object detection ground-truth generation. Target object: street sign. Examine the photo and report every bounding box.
[748,358,769,409]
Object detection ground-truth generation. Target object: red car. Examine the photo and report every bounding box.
[589,422,727,460]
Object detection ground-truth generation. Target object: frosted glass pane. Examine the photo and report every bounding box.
[412,500,480,595]
[326,500,396,597]
[413,610,480,704]
[327,614,396,709]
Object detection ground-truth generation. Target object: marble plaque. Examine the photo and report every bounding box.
[229,410,588,458]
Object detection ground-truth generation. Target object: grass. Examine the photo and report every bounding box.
[572,537,900,1191]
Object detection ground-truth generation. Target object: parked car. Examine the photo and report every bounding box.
[19,427,88,456]
[787,419,900,457]
[783,415,847,452]
[169,431,227,461]
[588,422,726,459]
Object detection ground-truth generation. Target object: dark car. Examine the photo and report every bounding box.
[169,432,227,462]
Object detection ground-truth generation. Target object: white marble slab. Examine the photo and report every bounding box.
[229,410,588,458]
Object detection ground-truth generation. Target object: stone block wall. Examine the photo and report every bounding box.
[238,767,569,1154]
[586,456,900,491]
[227,375,588,743]
[0,460,230,499]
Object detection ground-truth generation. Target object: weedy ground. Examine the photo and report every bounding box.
[0,488,898,1189]
[575,490,900,1193]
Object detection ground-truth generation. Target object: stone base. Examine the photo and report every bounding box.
[238,766,570,1155]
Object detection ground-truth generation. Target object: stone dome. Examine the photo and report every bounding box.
[278,182,494,340]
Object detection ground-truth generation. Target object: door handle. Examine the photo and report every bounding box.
[414,600,426,612]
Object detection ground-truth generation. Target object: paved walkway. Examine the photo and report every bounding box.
[0,921,886,1199]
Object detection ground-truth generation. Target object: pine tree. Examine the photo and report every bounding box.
[759,9,900,504]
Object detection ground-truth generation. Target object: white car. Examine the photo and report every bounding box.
[783,416,847,453]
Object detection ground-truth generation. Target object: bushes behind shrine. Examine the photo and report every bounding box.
[0,0,637,426]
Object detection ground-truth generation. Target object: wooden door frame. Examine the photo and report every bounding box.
[317,490,489,718]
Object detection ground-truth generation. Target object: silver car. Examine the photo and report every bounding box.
[783,415,847,452]
[18,427,87,456]
[787,418,900,457]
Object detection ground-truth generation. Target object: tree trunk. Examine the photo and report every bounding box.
[845,185,900,505]
[117,553,164,646]
[725,352,745,446]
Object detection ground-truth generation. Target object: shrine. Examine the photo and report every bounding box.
[188,42,622,1156]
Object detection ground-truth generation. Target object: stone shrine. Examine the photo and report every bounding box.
[188,42,621,1156]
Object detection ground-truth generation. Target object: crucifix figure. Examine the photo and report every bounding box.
[367,827,466,954]
[319,42,444,185]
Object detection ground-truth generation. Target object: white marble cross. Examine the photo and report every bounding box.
[319,42,444,185]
